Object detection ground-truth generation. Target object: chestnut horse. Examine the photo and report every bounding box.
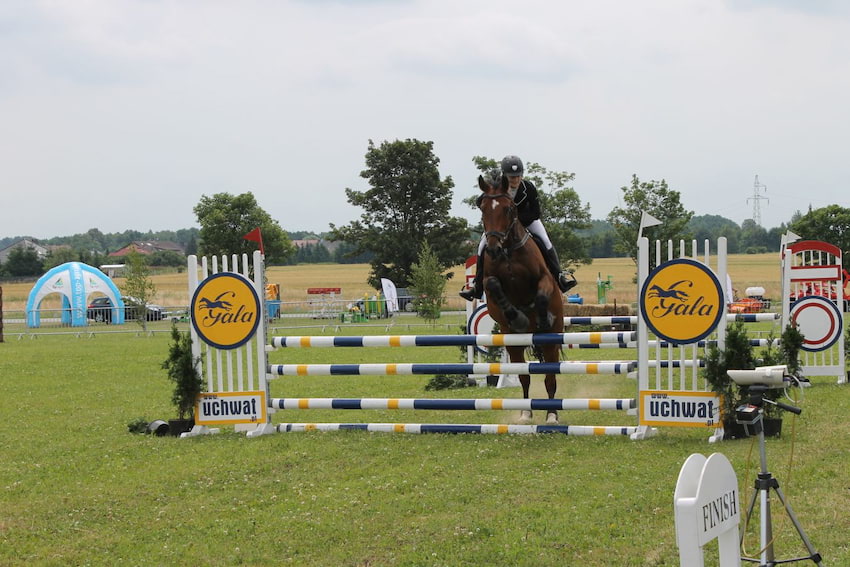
[476,174,565,424]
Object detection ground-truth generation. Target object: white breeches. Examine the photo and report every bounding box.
[526,219,553,249]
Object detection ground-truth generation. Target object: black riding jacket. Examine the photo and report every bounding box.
[512,179,541,227]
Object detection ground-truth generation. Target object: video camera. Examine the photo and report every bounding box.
[727,365,788,388]
[727,365,803,424]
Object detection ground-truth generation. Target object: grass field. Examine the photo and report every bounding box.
[1,254,846,565]
[0,252,782,313]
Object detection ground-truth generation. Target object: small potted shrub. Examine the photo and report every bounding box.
[162,323,205,436]
[703,321,800,439]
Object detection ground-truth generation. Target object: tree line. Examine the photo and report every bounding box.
[3,138,849,284]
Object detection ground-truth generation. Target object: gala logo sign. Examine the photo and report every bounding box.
[640,259,724,345]
[191,272,261,350]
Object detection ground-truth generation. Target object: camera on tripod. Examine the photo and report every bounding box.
[725,367,822,564]
[726,365,802,424]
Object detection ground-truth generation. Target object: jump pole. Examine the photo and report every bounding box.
[274,423,639,435]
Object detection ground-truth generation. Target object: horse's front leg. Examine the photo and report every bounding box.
[506,345,532,424]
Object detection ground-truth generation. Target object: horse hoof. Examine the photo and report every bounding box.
[546,411,559,425]
[518,410,533,424]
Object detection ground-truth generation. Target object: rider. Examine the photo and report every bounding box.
[460,155,577,301]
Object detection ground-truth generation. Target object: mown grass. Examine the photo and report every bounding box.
[2,314,849,566]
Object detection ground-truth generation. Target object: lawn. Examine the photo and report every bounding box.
[1,311,848,566]
[0,253,846,565]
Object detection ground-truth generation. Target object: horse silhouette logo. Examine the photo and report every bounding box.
[197,292,234,312]
[647,280,692,303]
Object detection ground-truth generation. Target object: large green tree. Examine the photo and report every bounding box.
[607,174,693,265]
[470,156,592,268]
[330,139,470,288]
[790,204,850,270]
[193,192,294,264]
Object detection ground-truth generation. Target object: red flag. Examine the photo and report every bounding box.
[243,228,265,255]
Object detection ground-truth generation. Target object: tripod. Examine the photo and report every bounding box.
[737,386,823,566]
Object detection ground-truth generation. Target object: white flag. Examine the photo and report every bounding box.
[784,230,801,244]
[639,211,663,231]
[380,278,399,313]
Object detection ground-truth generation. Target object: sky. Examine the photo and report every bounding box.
[2,0,849,240]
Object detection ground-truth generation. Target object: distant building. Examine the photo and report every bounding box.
[291,239,341,253]
[0,238,49,264]
[109,241,185,258]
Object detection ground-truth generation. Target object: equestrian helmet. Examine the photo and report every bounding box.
[500,155,524,177]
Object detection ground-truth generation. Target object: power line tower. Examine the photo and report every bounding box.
[747,175,768,226]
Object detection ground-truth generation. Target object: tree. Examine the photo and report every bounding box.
[4,246,43,277]
[121,250,157,331]
[688,214,742,253]
[607,175,693,265]
[409,241,447,322]
[739,219,771,254]
[193,192,295,264]
[790,204,850,270]
[470,156,593,267]
[42,247,78,270]
[148,250,185,267]
[330,139,470,288]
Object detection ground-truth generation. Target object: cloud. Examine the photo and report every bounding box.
[1,0,849,239]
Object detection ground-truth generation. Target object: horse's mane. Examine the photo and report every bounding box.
[483,168,506,191]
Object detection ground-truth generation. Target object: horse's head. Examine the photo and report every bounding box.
[477,174,519,260]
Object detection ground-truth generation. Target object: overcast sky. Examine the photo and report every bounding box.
[2,0,848,239]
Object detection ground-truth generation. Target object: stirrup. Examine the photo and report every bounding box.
[558,273,577,293]
[459,285,482,301]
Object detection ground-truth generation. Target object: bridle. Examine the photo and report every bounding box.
[480,193,531,258]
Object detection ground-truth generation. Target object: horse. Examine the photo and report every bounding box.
[475,174,565,424]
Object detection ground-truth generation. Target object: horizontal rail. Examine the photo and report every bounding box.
[563,316,637,326]
[648,360,706,368]
[274,423,639,435]
[268,361,638,376]
[561,312,778,326]
[271,331,636,349]
[271,398,636,411]
[727,312,780,322]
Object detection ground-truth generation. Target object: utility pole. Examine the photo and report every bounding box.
[747,175,768,226]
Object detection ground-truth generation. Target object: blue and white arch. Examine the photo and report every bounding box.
[26,262,124,327]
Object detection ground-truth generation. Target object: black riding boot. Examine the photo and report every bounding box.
[459,253,484,301]
[543,247,577,293]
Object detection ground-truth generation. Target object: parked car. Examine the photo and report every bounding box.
[395,288,415,312]
[87,296,166,323]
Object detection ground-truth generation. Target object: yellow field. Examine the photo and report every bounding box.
[0,252,782,311]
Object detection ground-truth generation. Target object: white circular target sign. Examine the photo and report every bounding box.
[789,295,844,352]
[467,304,496,355]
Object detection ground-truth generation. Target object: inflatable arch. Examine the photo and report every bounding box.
[26,262,124,328]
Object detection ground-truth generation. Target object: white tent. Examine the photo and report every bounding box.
[26,262,124,327]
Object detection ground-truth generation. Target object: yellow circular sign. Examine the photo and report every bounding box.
[640,259,724,345]
[191,272,261,350]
